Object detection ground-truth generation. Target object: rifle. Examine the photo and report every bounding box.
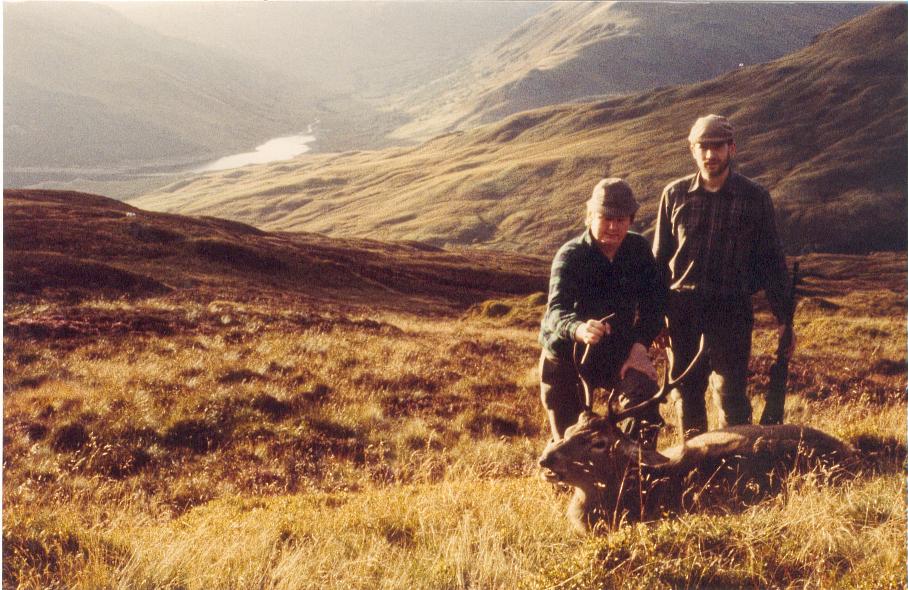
[759,261,800,425]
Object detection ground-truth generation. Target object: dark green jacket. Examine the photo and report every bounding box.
[539,230,666,361]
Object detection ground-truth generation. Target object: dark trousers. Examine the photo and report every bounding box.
[667,291,753,439]
[539,342,660,444]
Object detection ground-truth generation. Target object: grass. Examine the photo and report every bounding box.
[4,258,906,589]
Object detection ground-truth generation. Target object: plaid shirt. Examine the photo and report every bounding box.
[653,171,789,321]
[539,231,666,360]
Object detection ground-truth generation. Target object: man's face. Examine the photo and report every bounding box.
[588,213,631,252]
[690,140,736,179]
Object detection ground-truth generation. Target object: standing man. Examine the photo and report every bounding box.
[539,178,666,447]
[653,114,794,439]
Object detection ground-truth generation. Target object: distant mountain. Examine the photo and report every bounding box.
[3,2,399,189]
[390,2,873,141]
[133,5,907,256]
[7,2,869,200]
[4,3,299,177]
[108,2,548,99]
[4,189,547,311]
[5,2,548,196]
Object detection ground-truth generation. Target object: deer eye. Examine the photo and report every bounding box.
[589,439,609,452]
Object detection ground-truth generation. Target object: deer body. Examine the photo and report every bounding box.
[540,413,856,532]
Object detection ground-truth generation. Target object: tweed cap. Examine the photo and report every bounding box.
[688,114,734,144]
[587,178,639,218]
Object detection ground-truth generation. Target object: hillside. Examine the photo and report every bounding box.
[133,5,907,256]
[5,2,548,197]
[389,2,871,141]
[3,199,905,587]
[4,189,547,313]
[3,2,399,190]
[109,2,547,99]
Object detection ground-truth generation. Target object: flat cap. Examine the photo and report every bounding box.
[587,178,639,218]
[688,114,734,144]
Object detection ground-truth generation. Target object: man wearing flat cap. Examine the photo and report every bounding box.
[654,114,794,439]
[539,178,667,446]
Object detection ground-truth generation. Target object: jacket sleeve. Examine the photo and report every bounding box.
[631,241,667,349]
[753,189,790,323]
[540,245,583,349]
[652,186,675,290]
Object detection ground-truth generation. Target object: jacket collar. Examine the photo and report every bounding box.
[581,228,627,263]
[688,170,741,196]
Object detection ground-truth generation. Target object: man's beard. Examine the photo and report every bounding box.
[704,157,730,178]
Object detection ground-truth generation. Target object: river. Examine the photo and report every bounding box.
[196,133,316,172]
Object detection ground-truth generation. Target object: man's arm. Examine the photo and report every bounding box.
[652,186,676,290]
[753,189,789,324]
[753,189,796,358]
[632,239,668,350]
[623,239,667,380]
[540,245,584,349]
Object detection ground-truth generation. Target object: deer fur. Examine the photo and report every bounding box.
[539,411,857,532]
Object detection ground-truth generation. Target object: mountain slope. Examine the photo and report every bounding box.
[108,2,547,99]
[4,190,547,312]
[5,2,549,195]
[3,2,392,188]
[132,5,907,256]
[390,2,872,141]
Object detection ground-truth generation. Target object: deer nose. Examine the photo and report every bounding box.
[538,452,556,469]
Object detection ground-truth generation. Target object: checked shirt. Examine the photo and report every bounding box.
[653,171,790,321]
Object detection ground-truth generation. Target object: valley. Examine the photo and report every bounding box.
[132,5,907,257]
[4,3,906,588]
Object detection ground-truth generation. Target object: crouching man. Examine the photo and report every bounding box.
[539,178,667,448]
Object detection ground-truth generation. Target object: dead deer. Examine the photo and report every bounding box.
[538,342,857,532]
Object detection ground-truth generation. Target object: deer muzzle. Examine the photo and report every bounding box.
[538,445,564,482]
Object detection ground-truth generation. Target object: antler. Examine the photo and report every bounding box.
[573,313,616,411]
[606,335,706,425]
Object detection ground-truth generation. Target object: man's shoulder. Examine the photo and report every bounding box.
[622,231,651,251]
[663,174,697,196]
[619,232,656,261]
[729,171,770,198]
[554,232,589,259]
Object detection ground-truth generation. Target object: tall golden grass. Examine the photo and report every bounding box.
[3,253,905,589]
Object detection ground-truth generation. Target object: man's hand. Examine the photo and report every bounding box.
[778,325,797,360]
[620,343,657,381]
[574,319,611,345]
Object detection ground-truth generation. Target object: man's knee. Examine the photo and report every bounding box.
[617,368,662,422]
[618,368,658,401]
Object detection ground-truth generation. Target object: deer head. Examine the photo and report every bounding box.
[539,336,705,485]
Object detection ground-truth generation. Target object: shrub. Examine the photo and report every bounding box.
[163,419,225,453]
[51,423,89,452]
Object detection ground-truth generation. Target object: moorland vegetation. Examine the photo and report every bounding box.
[3,190,905,589]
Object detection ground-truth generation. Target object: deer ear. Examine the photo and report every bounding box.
[578,410,599,423]
[620,445,670,467]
